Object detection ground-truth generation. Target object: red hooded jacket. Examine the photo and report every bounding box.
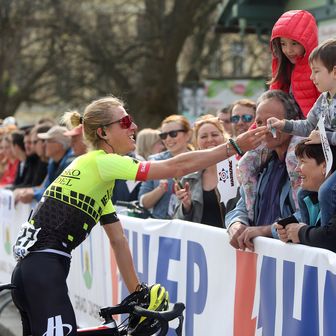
[270,10,320,117]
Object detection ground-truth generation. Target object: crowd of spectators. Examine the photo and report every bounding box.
[1,10,336,257]
[0,116,87,206]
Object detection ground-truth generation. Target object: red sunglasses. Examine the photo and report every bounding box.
[104,115,133,129]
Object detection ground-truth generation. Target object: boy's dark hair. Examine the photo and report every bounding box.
[309,38,336,72]
[295,141,336,173]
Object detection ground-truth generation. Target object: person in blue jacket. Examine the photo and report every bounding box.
[276,142,336,249]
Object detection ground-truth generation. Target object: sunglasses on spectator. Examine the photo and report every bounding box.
[230,114,254,123]
[104,115,133,129]
[159,129,186,140]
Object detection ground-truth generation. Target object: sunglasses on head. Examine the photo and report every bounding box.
[159,129,186,140]
[230,114,254,123]
[104,115,133,129]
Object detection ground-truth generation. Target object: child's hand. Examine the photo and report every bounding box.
[305,130,321,144]
[267,117,285,131]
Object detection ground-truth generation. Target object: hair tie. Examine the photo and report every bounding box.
[79,116,83,124]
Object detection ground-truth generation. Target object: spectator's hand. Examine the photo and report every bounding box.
[267,117,285,132]
[13,188,24,205]
[305,130,321,144]
[236,226,271,252]
[17,188,34,204]
[284,223,307,243]
[174,181,192,212]
[228,222,247,249]
[235,126,268,153]
[274,223,289,242]
[158,179,168,192]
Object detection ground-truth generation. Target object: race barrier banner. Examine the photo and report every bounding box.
[1,189,336,335]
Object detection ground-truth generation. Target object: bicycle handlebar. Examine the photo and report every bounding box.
[133,302,185,336]
[99,302,185,336]
[133,302,185,321]
[0,284,16,292]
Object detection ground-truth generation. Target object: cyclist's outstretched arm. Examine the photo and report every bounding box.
[103,221,140,292]
[146,127,266,180]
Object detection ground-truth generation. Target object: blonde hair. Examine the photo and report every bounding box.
[193,114,229,149]
[136,128,162,160]
[61,96,124,150]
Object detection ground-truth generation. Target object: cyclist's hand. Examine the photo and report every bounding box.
[235,127,268,153]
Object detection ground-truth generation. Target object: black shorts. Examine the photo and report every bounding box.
[11,252,77,335]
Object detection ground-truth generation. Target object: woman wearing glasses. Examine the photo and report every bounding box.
[11,96,266,336]
[138,115,192,219]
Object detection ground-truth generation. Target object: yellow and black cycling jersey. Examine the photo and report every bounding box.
[27,150,150,254]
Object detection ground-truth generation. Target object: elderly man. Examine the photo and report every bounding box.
[226,90,303,250]
[14,126,74,204]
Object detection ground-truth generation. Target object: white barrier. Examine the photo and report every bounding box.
[1,189,336,335]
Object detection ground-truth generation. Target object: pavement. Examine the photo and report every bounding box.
[0,298,21,336]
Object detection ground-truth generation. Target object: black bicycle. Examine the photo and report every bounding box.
[0,283,185,336]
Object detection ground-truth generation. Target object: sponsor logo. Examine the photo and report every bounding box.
[43,315,72,336]
[218,167,229,183]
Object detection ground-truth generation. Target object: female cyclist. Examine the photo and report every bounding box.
[11,96,266,335]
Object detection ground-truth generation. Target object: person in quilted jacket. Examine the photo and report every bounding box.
[268,9,319,117]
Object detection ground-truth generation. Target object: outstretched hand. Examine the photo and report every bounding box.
[235,126,268,153]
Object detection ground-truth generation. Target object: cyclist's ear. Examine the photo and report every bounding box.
[97,127,107,139]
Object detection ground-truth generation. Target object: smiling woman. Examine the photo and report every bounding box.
[275,142,336,244]
[138,114,192,219]
[174,115,231,227]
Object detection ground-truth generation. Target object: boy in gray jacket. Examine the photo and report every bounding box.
[268,38,336,226]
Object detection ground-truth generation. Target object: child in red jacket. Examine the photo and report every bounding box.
[269,9,320,117]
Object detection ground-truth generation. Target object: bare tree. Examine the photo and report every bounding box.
[1,0,229,126]
[0,0,64,118]
[57,0,222,127]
